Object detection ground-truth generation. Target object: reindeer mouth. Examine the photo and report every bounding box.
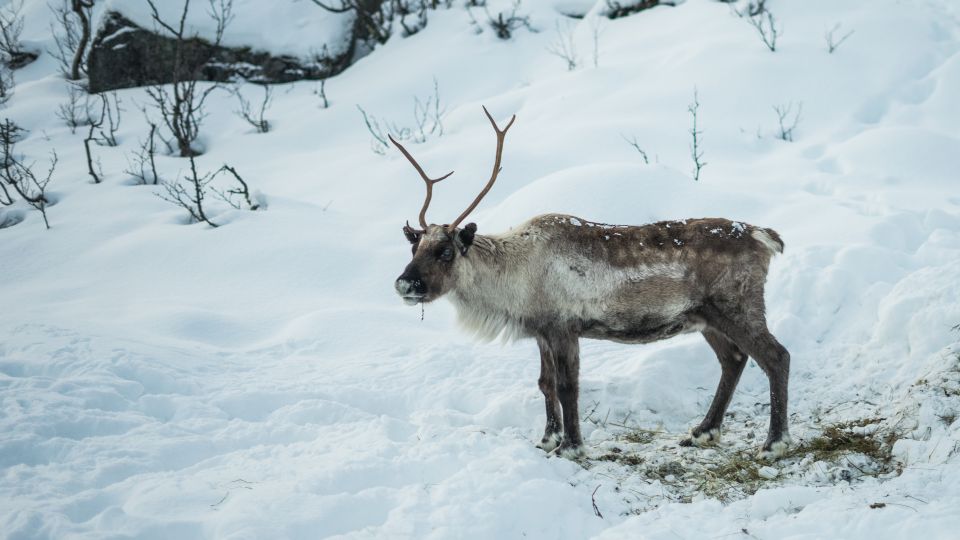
[401,295,425,306]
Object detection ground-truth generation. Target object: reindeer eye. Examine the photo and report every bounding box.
[439,246,454,261]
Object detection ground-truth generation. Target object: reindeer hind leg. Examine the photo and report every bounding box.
[680,329,748,448]
[699,304,791,459]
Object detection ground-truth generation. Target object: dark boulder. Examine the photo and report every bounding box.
[87,12,350,93]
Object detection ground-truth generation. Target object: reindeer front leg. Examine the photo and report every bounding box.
[536,337,562,452]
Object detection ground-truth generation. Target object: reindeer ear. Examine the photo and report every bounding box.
[456,223,477,255]
[402,224,422,245]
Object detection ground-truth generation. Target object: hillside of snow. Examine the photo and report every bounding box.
[2,0,959,538]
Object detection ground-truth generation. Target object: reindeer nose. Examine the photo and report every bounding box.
[395,277,425,296]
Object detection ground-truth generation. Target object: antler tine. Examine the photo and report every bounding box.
[389,135,454,229]
[447,106,517,232]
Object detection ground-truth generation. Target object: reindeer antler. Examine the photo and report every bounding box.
[389,135,454,229]
[391,106,516,232]
[447,106,516,232]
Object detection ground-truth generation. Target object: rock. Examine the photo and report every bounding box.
[87,12,351,93]
[602,0,675,20]
[758,465,779,480]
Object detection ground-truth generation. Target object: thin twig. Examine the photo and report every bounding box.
[688,87,705,181]
[591,485,603,518]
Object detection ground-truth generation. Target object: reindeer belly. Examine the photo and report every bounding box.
[548,256,702,343]
[580,313,703,344]
[576,277,703,343]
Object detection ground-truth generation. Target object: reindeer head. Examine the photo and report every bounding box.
[394,107,515,305]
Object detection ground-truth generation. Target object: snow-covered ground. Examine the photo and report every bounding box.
[2,0,960,538]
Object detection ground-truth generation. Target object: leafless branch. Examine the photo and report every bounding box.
[736,2,780,52]
[825,22,854,54]
[309,0,433,44]
[231,84,272,133]
[732,0,765,18]
[357,105,390,154]
[0,119,57,229]
[157,153,218,227]
[84,94,106,183]
[0,0,37,69]
[125,122,160,185]
[358,79,444,154]
[482,0,534,40]
[546,19,578,71]
[591,485,604,518]
[145,0,231,156]
[208,0,234,44]
[621,134,649,164]
[314,79,329,109]
[70,1,95,80]
[590,17,604,68]
[772,101,802,142]
[688,88,705,181]
[413,77,443,143]
[146,81,218,156]
[98,91,122,146]
[212,164,259,210]
[49,0,96,80]
[56,82,93,134]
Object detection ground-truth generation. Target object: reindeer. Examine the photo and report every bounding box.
[393,107,791,459]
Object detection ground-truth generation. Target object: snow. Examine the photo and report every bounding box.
[2,0,960,538]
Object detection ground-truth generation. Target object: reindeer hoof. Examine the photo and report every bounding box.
[680,427,721,447]
[757,436,792,460]
[537,432,562,453]
[558,443,586,460]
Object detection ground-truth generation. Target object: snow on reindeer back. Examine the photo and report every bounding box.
[98,0,354,59]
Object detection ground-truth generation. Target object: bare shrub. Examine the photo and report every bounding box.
[49,0,94,80]
[0,0,37,68]
[735,1,780,52]
[231,84,272,133]
[158,156,258,226]
[158,154,218,227]
[0,119,57,229]
[97,91,122,146]
[56,82,93,134]
[467,0,534,40]
[394,0,430,37]
[358,78,444,154]
[825,22,854,54]
[772,101,802,142]
[144,0,232,157]
[125,122,160,185]
[145,0,261,226]
[81,91,120,185]
[146,81,218,157]
[546,20,578,71]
